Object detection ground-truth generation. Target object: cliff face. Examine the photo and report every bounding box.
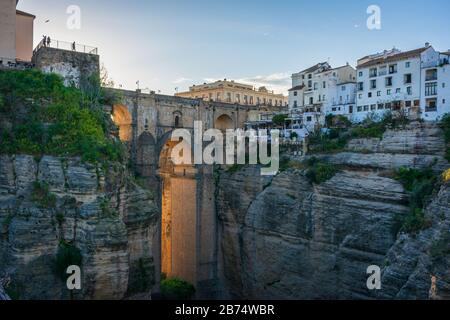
[0,155,158,300]
[217,122,450,299]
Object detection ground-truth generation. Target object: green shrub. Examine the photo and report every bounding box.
[0,69,125,163]
[226,164,245,174]
[31,181,57,208]
[160,278,196,300]
[55,241,82,280]
[303,157,338,184]
[272,114,288,126]
[440,113,450,162]
[394,167,437,234]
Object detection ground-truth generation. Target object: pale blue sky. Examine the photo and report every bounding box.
[17,0,450,95]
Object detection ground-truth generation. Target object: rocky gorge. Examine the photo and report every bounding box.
[216,121,450,299]
[0,155,158,299]
[0,118,449,300]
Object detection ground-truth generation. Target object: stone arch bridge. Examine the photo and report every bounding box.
[107,89,281,297]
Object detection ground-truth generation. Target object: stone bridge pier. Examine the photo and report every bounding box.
[108,89,261,297]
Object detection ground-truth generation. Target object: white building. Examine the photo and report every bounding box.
[288,62,356,131]
[355,44,450,122]
[421,51,450,121]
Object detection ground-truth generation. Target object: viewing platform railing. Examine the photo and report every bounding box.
[33,38,98,55]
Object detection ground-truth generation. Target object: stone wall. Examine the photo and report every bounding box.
[32,47,99,88]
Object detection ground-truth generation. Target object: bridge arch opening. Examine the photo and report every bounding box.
[215,114,234,131]
[159,133,197,285]
[111,104,132,142]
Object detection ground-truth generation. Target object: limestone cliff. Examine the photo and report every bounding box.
[0,155,158,300]
[217,122,450,299]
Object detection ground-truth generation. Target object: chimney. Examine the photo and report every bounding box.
[425,42,430,47]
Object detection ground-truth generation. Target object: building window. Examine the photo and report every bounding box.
[357,106,362,112]
[370,79,377,89]
[216,93,221,101]
[371,104,376,111]
[377,103,384,110]
[389,64,398,74]
[407,86,412,95]
[227,92,231,102]
[377,91,381,96]
[404,74,412,84]
[294,101,298,108]
[405,61,411,68]
[236,94,240,103]
[369,68,377,77]
[387,89,392,95]
[314,83,318,90]
[308,80,312,88]
[323,81,326,88]
[425,69,438,81]
[308,74,312,79]
[368,92,372,98]
[349,105,353,113]
[379,66,387,76]
[396,88,401,94]
[425,82,437,96]
[425,98,437,112]
[385,77,393,87]
[307,116,312,122]
[364,105,369,111]
[358,71,363,77]
[358,82,364,91]
[309,97,314,105]
[294,91,298,96]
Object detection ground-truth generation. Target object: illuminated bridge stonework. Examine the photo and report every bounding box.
[107,89,282,297]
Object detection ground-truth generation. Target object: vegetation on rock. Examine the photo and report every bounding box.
[440,113,450,162]
[304,157,338,184]
[394,167,437,234]
[0,69,125,163]
[54,241,82,280]
[31,181,57,208]
[160,277,196,300]
[309,112,410,154]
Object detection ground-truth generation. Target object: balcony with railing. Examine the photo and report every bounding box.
[33,38,98,56]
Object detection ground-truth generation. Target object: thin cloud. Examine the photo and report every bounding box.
[173,77,193,84]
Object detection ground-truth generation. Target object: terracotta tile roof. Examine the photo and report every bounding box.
[357,47,429,69]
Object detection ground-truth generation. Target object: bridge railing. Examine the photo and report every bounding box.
[33,38,98,56]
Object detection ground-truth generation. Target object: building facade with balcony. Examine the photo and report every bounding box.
[421,51,450,121]
[175,79,288,108]
[355,44,450,122]
[288,62,356,131]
